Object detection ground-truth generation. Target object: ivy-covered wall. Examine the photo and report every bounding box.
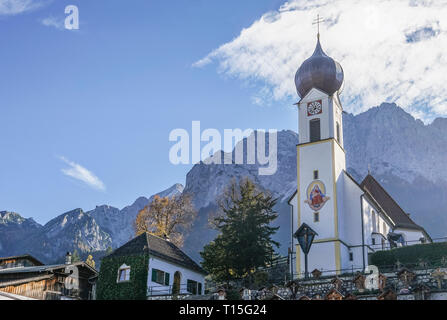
[369,242,447,268]
[96,254,149,300]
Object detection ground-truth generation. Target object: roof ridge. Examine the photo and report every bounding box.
[362,174,422,228]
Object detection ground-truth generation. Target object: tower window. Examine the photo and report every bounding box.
[336,122,340,143]
[313,170,319,180]
[349,252,353,261]
[309,118,321,142]
[314,212,319,222]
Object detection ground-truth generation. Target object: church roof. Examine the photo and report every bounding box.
[360,174,425,232]
[104,232,206,274]
[294,37,344,99]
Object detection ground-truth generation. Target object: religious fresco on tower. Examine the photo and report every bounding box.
[304,180,330,211]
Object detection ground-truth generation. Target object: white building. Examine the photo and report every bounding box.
[288,35,431,278]
[101,232,206,299]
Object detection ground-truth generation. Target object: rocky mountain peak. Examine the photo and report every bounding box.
[2,103,447,262]
[0,211,25,225]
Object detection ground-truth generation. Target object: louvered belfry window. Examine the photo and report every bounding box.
[310,118,321,142]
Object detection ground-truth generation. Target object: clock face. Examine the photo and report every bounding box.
[307,100,323,116]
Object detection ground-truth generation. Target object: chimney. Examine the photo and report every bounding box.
[163,233,170,242]
[65,252,72,265]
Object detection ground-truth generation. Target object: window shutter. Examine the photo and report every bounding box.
[151,269,157,282]
[164,272,170,285]
[310,119,321,142]
[198,283,202,295]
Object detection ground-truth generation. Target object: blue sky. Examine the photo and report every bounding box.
[0,0,297,224]
[2,0,446,224]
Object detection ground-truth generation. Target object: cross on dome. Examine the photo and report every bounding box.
[312,14,325,40]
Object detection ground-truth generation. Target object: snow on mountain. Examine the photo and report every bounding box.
[89,183,184,247]
[0,184,184,263]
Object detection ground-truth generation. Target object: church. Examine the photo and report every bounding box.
[288,33,431,278]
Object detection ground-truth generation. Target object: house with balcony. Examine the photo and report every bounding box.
[96,232,207,300]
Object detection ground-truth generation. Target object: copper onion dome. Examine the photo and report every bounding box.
[294,37,344,99]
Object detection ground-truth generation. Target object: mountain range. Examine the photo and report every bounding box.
[1,102,446,264]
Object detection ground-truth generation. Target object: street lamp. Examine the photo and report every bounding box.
[294,223,318,279]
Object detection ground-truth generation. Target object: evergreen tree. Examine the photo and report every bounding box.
[72,249,81,263]
[201,178,279,286]
[105,246,113,255]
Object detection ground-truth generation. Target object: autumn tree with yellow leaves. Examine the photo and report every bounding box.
[85,255,96,269]
[134,193,197,247]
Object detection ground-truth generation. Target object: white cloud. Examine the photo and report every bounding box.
[0,0,42,15]
[41,16,64,30]
[59,156,106,192]
[195,0,447,123]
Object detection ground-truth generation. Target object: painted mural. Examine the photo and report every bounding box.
[304,180,330,211]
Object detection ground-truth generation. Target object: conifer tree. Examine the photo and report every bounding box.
[72,249,81,263]
[201,178,279,285]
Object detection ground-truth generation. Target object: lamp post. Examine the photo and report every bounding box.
[294,223,318,279]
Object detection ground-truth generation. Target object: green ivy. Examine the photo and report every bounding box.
[96,254,149,300]
[369,242,447,268]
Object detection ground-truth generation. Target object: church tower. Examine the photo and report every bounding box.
[293,34,346,276]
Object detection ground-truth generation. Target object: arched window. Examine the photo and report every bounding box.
[372,211,376,232]
[309,118,321,142]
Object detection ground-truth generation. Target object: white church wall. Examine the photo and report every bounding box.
[333,141,346,233]
[362,198,393,249]
[289,192,299,278]
[332,97,344,147]
[297,241,337,276]
[339,172,365,270]
[395,228,425,244]
[299,141,336,239]
[340,172,363,245]
[340,244,364,271]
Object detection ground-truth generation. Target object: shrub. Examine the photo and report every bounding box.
[369,242,447,269]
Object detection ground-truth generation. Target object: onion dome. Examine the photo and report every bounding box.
[294,37,344,99]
